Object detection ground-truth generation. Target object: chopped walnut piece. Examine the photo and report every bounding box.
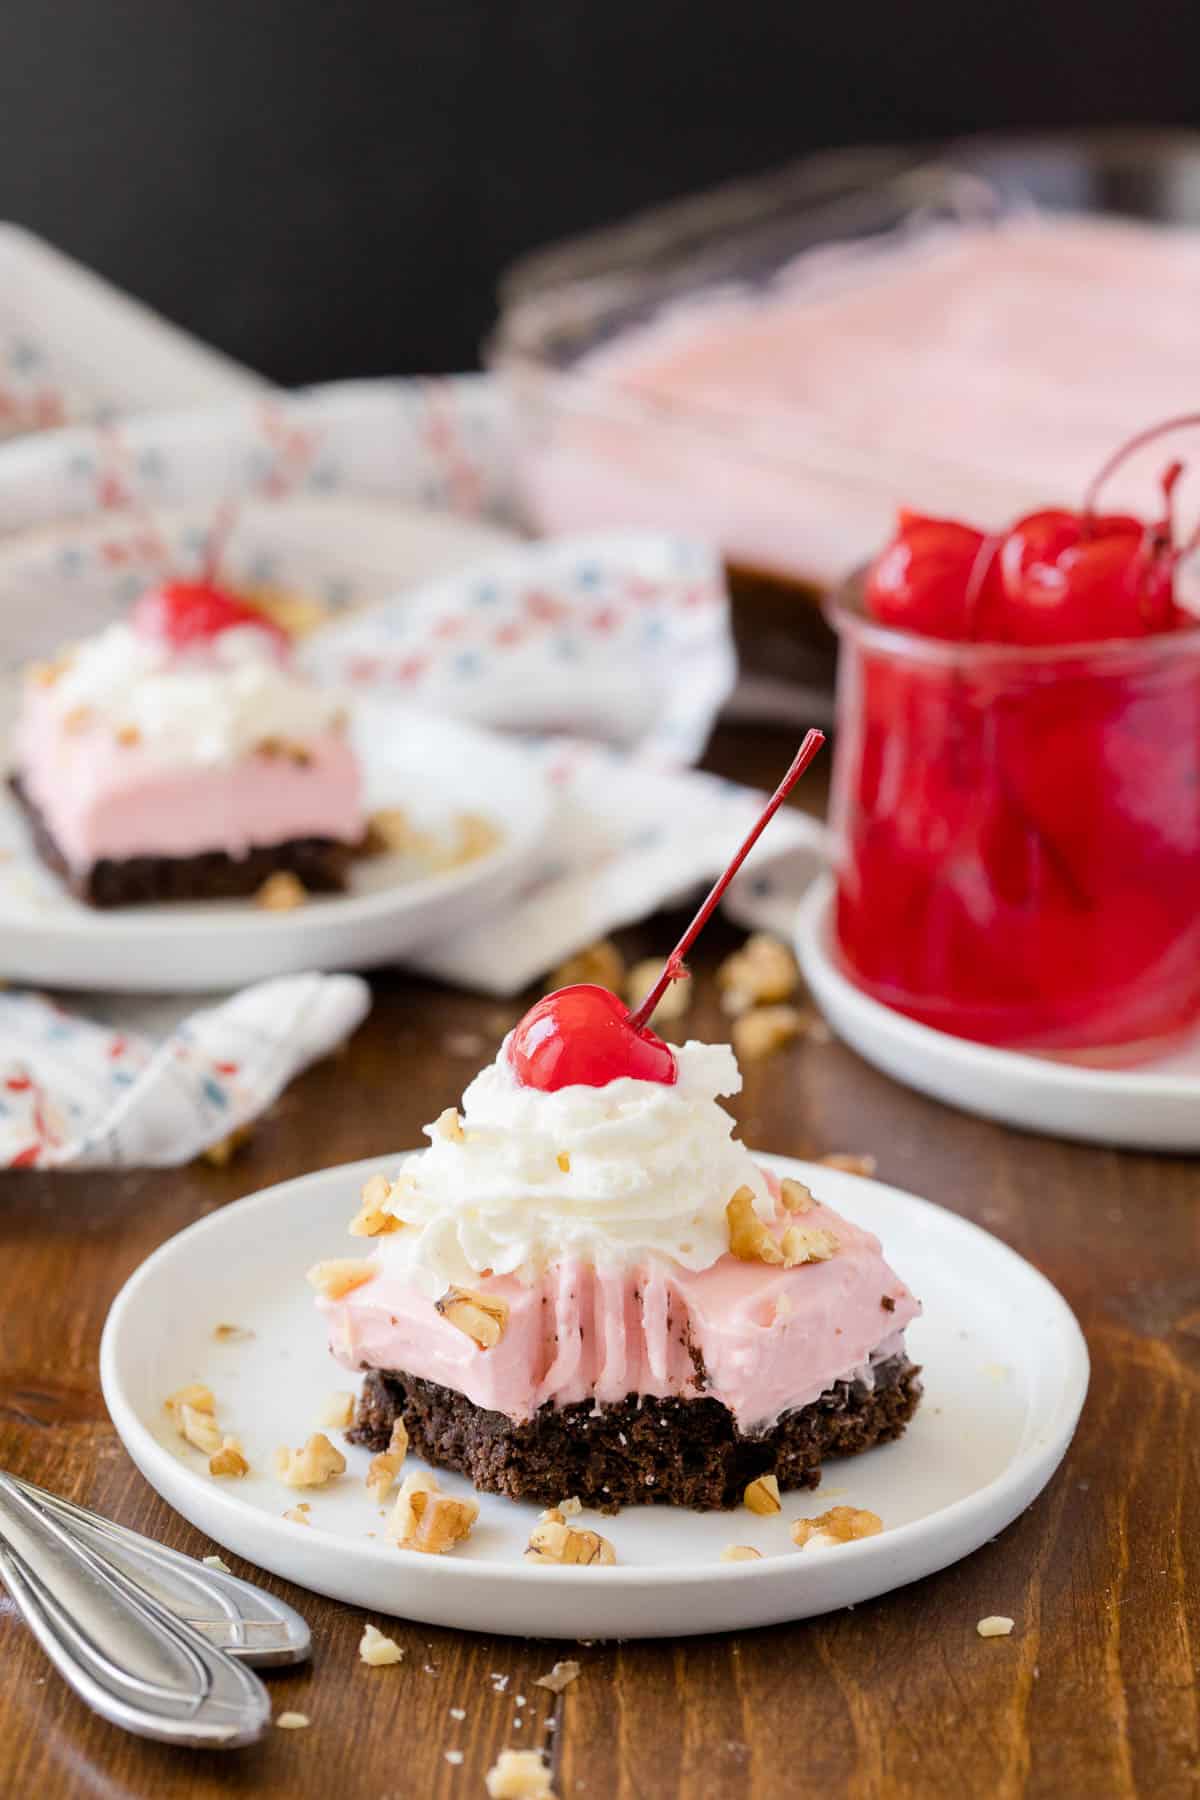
[791,1504,884,1550]
[779,1177,814,1215]
[717,933,800,1013]
[306,1257,377,1299]
[977,1615,1015,1638]
[434,1106,465,1143]
[29,654,73,688]
[743,1473,782,1516]
[386,1470,478,1554]
[202,1554,232,1572]
[212,1322,254,1343]
[255,736,312,766]
[558,1495,582,1516]
[209,1436,249,1479]
[276,1711,310,1730]
[781,1225,839,1267]
[274,1433,346,1489]
[165,1383,215,1422]
[721,1544,764,1562]
[821,1152,878,1177]
[732,1004,804,1062]
[178,1404,223,1456]
[255,870,307,911]
[441,810,502,869]
[485,1749,558,1800]
[625,957,690,1024]
[366,1421,409,1502]
[534,1659,581,1694]
[350,1171,403,1237]
[547,939,625,995]
[524,1517,616,1566]
[726,1186,784,1266]
[359,1622,405,1666]
[115,723,141,747]
[319,1392,354,1431]
[200,1125,252,1168]
[363,808,416,855]
[282,1506,311,1525]
[435,1284,509,1350]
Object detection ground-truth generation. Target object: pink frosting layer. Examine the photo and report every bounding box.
[320,1189,920,1429]
[14,694,362,868]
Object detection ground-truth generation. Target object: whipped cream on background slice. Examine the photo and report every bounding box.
[377,1038,774,1297]
[37,623,346,768]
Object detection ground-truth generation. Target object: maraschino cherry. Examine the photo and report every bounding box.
[132,580,289,651]
[865,412,1200,646]
[130,498,288,652]
[507,729,826,1092]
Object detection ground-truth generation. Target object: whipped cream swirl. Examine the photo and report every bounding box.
[376,1038,773,1295]
[40,623,345,767]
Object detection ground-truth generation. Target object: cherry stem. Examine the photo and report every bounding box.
[1082,412,1200,525]
[627,729,826,1032]
[202,498,241,586]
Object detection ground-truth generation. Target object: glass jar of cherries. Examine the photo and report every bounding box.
[827,418,1200,1062]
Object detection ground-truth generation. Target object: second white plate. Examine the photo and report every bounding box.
[0,711,550,991]
[797,877,1200,1153]
[100,1153,1088,1641]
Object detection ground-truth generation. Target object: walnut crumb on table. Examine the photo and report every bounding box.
[276,1711,310,1730]
[199,1124,252,1167]
[534,1660,581,1694]
[717,932,800,1013]
[485,1748,558,1799]
[732,1003,806,1061]
[359,1623,404,1666]
[977,1616,1016,1638]
[547,939,625,994]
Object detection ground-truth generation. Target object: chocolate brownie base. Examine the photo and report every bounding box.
[349,1354,921,1512]
[8,773,355,908]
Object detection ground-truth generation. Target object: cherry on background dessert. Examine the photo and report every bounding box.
[831,413,1200,1060]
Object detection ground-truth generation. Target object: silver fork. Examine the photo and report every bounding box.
[0,1474,310,1748]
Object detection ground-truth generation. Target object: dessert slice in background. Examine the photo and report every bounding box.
[9,580,364,907]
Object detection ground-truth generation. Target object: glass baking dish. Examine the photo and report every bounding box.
[490,131,1200,602]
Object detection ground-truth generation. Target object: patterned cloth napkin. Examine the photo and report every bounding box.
[0,377,827,1168]
[0,975,369,1169]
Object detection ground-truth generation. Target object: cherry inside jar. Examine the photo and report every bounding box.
[827,573,1200,1061]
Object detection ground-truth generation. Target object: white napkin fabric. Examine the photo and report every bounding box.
[0,974,369,1169]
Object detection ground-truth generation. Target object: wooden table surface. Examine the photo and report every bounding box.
[1,721,1197,1800]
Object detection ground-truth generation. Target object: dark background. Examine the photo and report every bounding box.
[0,0,1195,385]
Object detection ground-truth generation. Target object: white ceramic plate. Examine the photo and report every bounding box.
[0,711,550,991]
[99,1154,1088,1641]
[797,877,1200,1153]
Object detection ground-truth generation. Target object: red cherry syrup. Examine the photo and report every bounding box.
[508,729,826,1090]
[839,414,1200,1059]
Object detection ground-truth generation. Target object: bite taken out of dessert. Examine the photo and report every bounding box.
[8,575,365,907]
[311,732,923,1514]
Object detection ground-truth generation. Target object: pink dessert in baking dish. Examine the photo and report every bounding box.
[9,581,363,906]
